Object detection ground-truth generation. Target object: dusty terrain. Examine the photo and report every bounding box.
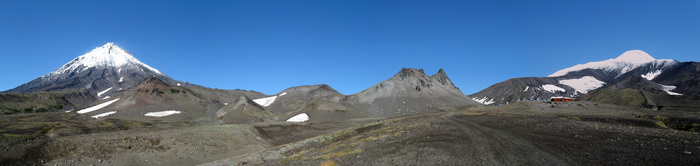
[1,101,699,165]
[205,101,700,166]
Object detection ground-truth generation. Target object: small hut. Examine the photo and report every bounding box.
[549,97,574,102]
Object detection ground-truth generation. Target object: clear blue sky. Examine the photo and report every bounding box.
[1,0,699,95]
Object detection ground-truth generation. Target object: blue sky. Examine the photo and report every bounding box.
[1,0,699,95]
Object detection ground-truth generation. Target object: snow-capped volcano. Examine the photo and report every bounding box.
[470,50,690,105]
[4,43,179,98]
[47,43,162,78]
[549,50,675,78]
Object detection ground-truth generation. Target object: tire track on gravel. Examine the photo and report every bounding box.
[440,112,571,165]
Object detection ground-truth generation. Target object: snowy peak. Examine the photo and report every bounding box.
[50,43,162,76]
[4,43,178,94]
[614,50,655,63]
[549,50,666,77]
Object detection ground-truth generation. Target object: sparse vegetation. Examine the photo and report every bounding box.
[320,160,337,166]
[583,87,645,108]
[567,116,582,121]
[322,148,364,159]
[633,114,700,132]
[170,89,181,93]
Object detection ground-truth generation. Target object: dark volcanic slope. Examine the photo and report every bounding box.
[260,84,373,122]
[280,100,373,123]
[655,62,700,96]
[468,76,571,105]
[346,68,481,117]
[216,96,274,123]
[0,90,94,114]
[584,75,700,111]
[75,77,265,123]
[264,84,345,115]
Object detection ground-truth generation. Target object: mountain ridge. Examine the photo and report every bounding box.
[470,50,698,109]
[549,50,678,78]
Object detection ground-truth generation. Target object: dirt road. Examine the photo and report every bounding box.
[440,112,570,165]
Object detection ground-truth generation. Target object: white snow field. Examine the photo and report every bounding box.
[286,113,310,122]
[472,97,494,105]
[542,84,566,93]
[660,84,683,96]
[144,110,182,117]
[253,92,287,107]
[253,96,277,107]
[91,111,117,118]
[77,98,120,114]
[97,87,113,97]
[558,76,605,94]
[641,70,662,80]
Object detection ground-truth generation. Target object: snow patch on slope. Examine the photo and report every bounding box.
[253,96,277,107]
[542,84,566,93]
[472,97,494,105]
[286,113,309,122]
[558,76,605,94]
[253,92,287,107]
[118,77,124,82]
[641,70,662,80]
[97,87,113,97]
[91,111,117,118]
[660,84,683,96]
[145,110,182,117]
[77,98,120,114]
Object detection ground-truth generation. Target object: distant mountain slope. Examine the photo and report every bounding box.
[1,43,484,123]
[583,62,700,110]
[0,90,94,114]
[3,43,182,99]
[345,68,481,117]
[583,74,700,111]
[238,68,482,121]
[71,77,265,123]
[263,84,345,115]
[469,50,691,105]
[653,62,700,96]
[215,96,273,123]
[70,68,481,123]
[549,50,677,78]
